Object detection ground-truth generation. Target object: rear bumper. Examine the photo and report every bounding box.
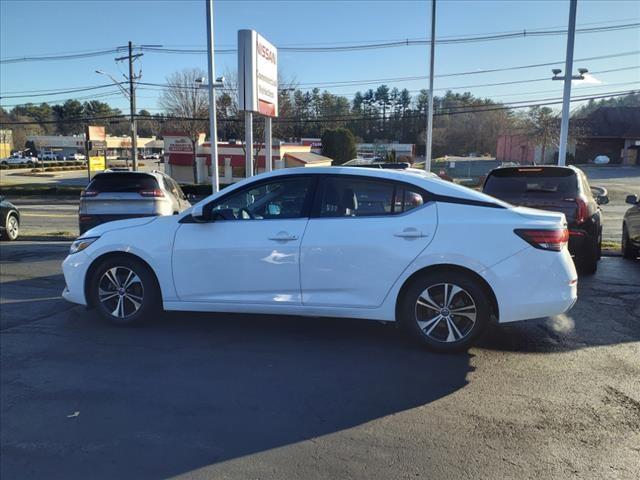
[484,246,578,323]
[568,228,597,257]
[79,213,159,235]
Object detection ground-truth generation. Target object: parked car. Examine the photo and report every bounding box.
[483,165,607,274]
[62,167,578,353]
[1,154,39,167]
[622,194,640,260]
[78,170,191,235]
[0,196,20,241]
[65,153,86,161]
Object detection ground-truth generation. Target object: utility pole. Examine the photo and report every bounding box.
[205,0,220,193]
[557,0,578,167]
[425,0,436,173]
[115,42,143,171]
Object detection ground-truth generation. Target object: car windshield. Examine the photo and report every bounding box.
[87,173,159,193]
[484,168,578,197]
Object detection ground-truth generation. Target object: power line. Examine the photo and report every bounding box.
[0,83,123,100]
[140,22,640,54]
[3,49,637,99]
[2,22,638,64]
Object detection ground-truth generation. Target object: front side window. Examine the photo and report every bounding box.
[319,177,425,217]
[211,177,313,220]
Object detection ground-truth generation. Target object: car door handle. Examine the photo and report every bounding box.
[394,229,428,239]
[268,232,298,241]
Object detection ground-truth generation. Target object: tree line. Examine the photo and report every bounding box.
[2,67,638,161]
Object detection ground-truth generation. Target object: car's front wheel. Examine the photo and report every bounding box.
[2,213,19,241]
[398,271,491,353]
[89,256,161,325]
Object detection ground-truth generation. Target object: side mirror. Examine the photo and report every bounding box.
[626,194,639,205]
[191,204,210,223]
[591,186,608,205]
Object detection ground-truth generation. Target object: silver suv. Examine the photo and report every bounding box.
[79,170,191,234]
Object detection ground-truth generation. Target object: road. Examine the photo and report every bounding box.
[1,242,639,480]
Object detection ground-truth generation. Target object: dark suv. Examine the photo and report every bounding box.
[483,165,607,274]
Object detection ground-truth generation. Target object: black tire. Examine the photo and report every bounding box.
[577,238,598,275]
[2,213,19,241]
[89,255,161,326]
[622,224,639,260]
[398,270,491,353]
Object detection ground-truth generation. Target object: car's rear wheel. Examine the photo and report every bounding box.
[622,224,639,260]
[89,256,160,325]
[577,237,598,275]
[399,271,491,353]
[2,213,19,241]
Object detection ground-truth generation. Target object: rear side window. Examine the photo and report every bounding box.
[319,177,425,217]
[484,168,577,197]
[87,173,159,193]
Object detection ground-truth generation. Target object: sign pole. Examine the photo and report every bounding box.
[245,112,253,177]
[205,0,220,192]
[425,0,436,173]
[85,125,90,181]
[265,117,272,172]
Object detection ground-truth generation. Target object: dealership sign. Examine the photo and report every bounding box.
[238,30,278,117]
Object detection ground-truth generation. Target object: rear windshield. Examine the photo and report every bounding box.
[484,168,577,197]
[88,173,159,193]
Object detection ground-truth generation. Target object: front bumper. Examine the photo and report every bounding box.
[61,250,92,306]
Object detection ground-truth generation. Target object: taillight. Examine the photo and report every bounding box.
[575,195,589,224]
[515,228,569,252]
[81,190,98,197]
[139,189,165,198]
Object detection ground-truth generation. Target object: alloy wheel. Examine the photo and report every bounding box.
[6,216,19,240]
[415,283,477,343]
[98,266,144,319]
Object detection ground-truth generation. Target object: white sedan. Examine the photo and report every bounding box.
[1,154,39,166]
[62,167,578,352]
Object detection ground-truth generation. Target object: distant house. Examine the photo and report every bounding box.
[496,107,640,166]
[574,107,640,165]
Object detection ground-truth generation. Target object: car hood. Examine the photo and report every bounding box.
[81,216,159,238]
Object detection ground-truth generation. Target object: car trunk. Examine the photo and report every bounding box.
[496,195,578,224]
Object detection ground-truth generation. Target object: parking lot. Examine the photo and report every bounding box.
[1,241,638,480]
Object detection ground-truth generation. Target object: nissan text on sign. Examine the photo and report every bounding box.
[238,29,278,118]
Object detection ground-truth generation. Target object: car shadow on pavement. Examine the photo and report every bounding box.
[1,301,473,480]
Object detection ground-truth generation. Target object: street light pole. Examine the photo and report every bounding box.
[557,0,578,167]
[425,0,436,173]
[127,41,138,171]
[205,0,220,193]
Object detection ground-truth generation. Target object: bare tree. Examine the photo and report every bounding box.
[159,68,208,181]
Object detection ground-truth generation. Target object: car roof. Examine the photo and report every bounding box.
[188,166,511,211]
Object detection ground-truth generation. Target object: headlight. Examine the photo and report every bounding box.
[69,237,99,255]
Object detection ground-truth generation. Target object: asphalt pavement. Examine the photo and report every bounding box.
[1,241,639,480]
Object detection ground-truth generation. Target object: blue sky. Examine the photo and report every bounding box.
[1,0,639,113]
